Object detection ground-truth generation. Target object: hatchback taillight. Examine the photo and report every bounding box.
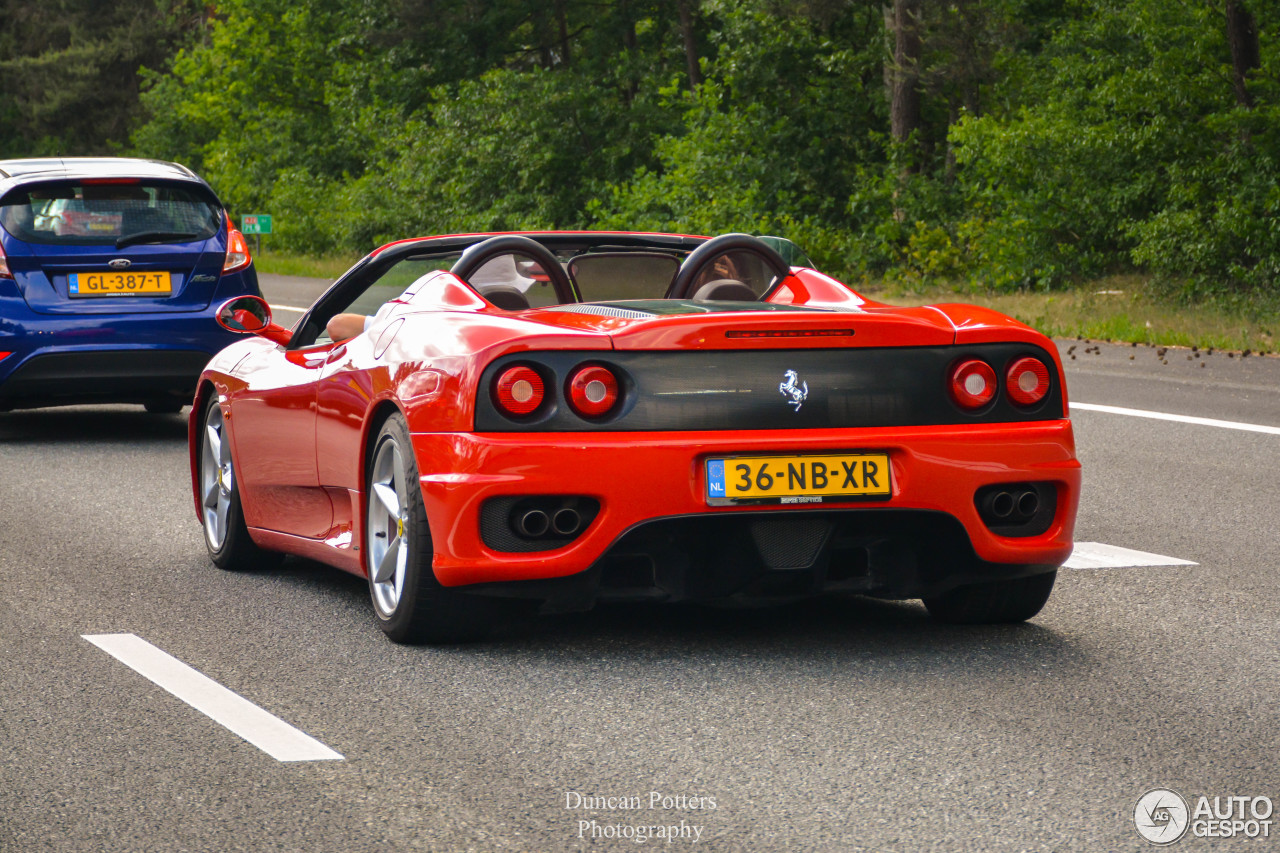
[223,220,251,273]
[1005,357,1051,406]
[566,364,620,418]
[494,365,545,416]
[0,240,11,279]
[949,359,998,409]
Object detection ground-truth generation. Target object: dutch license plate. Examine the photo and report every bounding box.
[705,453,891,504]
[70,271,172,297]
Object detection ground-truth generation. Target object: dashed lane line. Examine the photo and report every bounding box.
[82,633,343,762]
[268,304,309,314]
[1064,542,1198,570]
[1072,402,1280,436]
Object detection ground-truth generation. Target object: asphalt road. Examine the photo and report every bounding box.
[2,278,1279,851]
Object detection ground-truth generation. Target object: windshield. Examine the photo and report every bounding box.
[0,181,221,246]
[568,252,681,301]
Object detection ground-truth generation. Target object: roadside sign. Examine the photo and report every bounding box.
[241,214,273,235]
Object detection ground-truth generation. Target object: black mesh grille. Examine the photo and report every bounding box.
[750,518,832,569]
[587,509,980,600]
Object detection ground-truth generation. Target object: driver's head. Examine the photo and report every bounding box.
[696,253,743,286]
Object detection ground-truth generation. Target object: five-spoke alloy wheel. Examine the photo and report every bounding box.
[200,401,234,550]
[365,413,505,643]
[198,394,280,571]
[367,425,414,618]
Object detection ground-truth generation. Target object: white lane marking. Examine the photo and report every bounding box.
[1064,542,1198,570]
[1072,402,1280,435]
[82,633,343,762]
[268,304,310,314]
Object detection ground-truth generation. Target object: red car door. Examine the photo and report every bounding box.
[227,343,334,539]
[313,330,391,552]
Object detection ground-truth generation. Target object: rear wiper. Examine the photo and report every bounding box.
[116,231,200,249]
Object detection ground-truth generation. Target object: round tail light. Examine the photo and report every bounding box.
[494,365,545,416]
[1005,357,1051,406]
[949,359,997,409]
[567,364,620,418]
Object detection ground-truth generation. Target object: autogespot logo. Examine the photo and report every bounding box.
[1135,788,1190,845]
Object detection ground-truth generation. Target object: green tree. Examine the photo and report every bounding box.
[952,0,1280,291]
[594,0,887,269]
[132,0,697,251]
[132,0,370,216]
[0,0,205,156]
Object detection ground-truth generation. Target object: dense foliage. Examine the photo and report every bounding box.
[3,0,1278,293]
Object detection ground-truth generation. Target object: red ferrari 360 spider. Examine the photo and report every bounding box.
[189,232,1080,643]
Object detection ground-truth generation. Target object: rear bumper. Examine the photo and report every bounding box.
[464,509,1061,612]
[0,262,259,409]
[411,420,1081,596]
[0,349,216,409]
[0,308,242,409]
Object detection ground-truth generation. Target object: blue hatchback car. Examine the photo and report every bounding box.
[0,157,261,412]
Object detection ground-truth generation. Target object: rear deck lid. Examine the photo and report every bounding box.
[542,299,957,349]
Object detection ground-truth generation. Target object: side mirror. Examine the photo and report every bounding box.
[215,295,292,345]
[217,295,270,331]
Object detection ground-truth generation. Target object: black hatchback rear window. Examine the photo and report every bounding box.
[0,181,221,246]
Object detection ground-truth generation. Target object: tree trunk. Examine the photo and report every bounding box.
[677,0,702,90]
[885,0,923,152]
[1225,0,1259,108]
[622,1,639,105]
[555,0,572,66]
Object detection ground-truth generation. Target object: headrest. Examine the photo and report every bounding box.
[692,279,757,302]
[467,253,536,289]
[479,284,531,311]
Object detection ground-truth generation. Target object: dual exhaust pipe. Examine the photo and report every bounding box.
[975,482,1054,536]
[500,495,600,545]
[515,507,583,538]
[479,495,599,552]
[987,488,1040,520]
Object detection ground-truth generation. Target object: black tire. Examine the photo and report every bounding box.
[365,414,503,643]
[197,395,282,571]
[144,398,185,414]
[922,570,1057,624]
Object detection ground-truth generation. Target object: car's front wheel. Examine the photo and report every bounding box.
[365,414,503,643]
[922,570,1056,624]
[198,395,281,571]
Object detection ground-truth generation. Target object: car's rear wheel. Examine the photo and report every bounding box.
[365,414,502,643]
[198,396,281,571]
[922,570,1056,624]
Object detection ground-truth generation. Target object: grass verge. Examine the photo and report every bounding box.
[864,275,1279,354]
[253,249,362,280]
